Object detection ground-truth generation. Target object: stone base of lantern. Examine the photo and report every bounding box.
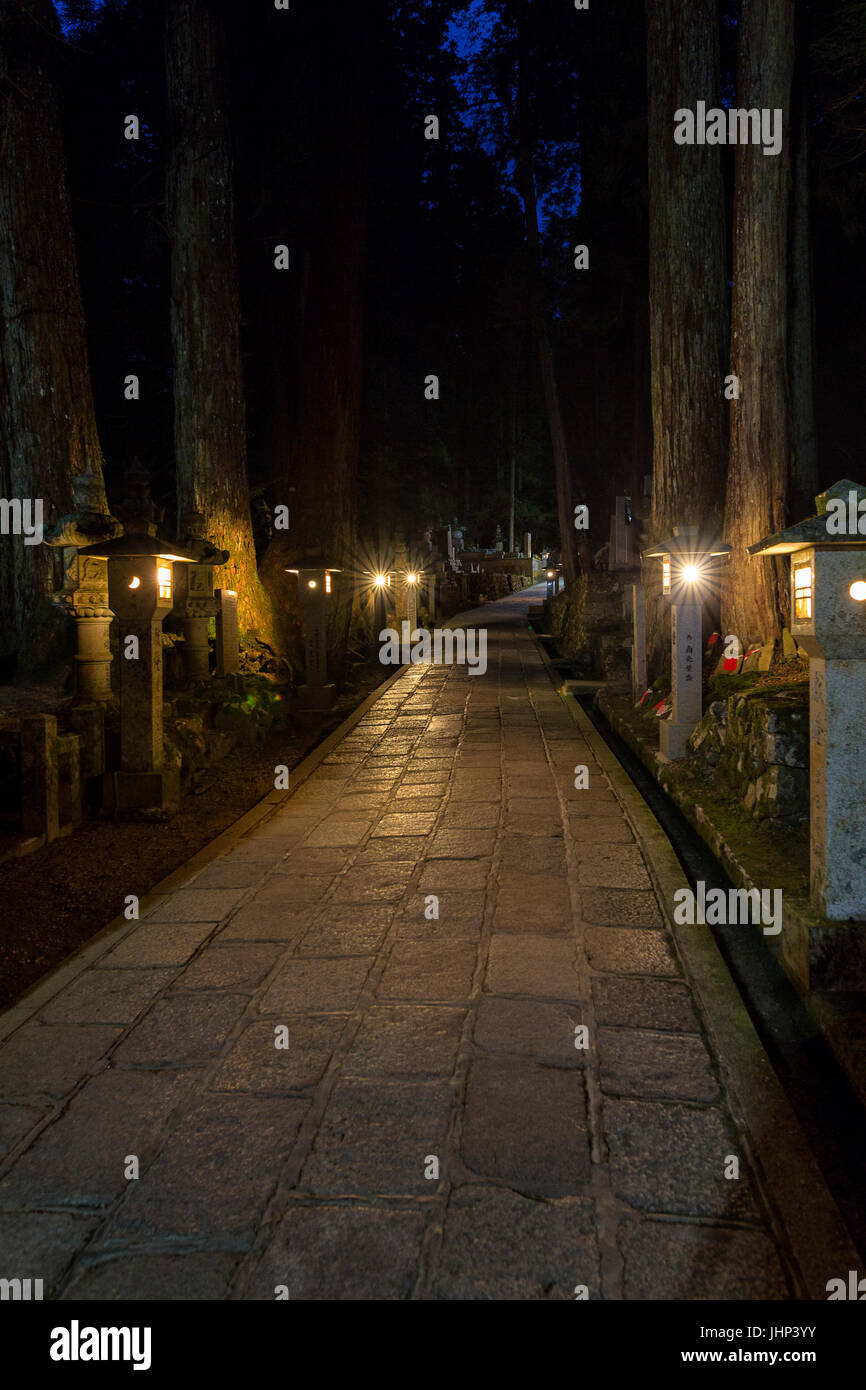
[296,683,337,712]
[101,767,181,820]
[659,720,697,762]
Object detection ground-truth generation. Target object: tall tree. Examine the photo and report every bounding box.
[515,33,578,582]
[0,0,110,669]
[788,3,818,518]
[647,0,729,546]
[257,4,377,672]
[164,0,273,642]
[646,0,729,668]
[722,0,796,644]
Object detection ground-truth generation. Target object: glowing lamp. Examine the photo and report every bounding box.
[850,581,866,602]
[642,525,732,760]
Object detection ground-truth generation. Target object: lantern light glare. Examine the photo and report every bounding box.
[850,581,866,602]
[374,574,387,587]
[307,579,318,589]
[794,564,813,620]
[682,564,702,584]
[128,576,141,590]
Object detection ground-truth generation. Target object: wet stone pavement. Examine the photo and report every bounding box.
[0,589,798,1299]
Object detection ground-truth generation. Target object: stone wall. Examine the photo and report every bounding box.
[688,688,809,821]
[549,571,634,680]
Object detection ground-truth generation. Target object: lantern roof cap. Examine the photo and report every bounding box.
[77,534,196,562]
[748,478,866,555]
[285,566,342,574]
[643,524,731,560]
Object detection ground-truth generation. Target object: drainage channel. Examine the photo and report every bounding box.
[578,690,866,1263]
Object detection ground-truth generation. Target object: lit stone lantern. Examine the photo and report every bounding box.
[287,566,342,710]
[172,512,229,681]
[78,533,194,816]
[749,478,866,920]
[643,524,732,760]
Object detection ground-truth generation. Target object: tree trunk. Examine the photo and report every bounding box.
[259,8,371,677]
[722,0,796,645]
[646,0,729,665]
[647,0,729,540]
[0,0,110,668]
[515,26,582,582]
[788,33,818,518]
[164,0,273,644]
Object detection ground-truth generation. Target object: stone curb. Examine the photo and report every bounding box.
[0,663,409,1046]
[530,637,860,1299]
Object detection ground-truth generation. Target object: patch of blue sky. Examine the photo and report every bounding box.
[53,0,109,36]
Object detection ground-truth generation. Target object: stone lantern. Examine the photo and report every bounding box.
[286,565,342,710]
[43,470,122,701]
[172,512,230,681]
[749,478,866,920]
[78,532,195,816]
[643,524,732,760]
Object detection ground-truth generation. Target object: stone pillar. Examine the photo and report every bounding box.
[809,659,866,920]
[406,578,418,633]
[120,619,164,773]
[58,733,83,827]
[63,551,114,701]
[660,601,703,760]
[632,582,647,701]
[215,589,239,676]
[294,570,336,710]
[20,715,60,841]
[174,563,217,680]
[304,586,328,687]
[42,471,121,702]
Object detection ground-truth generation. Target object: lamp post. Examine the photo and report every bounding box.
[643,524,731,760]
[749,478,866,920]
[77,533,195,816]
[287,566,341,710]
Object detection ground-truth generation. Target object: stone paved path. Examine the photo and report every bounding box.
[0,588,813,1298]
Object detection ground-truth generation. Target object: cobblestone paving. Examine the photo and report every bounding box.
[0,590,799,1299]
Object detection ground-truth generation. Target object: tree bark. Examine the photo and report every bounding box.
[164,0,273,644]
[515,74,581,582]
[788,34,818,518]
[722,0,796,644]
[259,7,371,677]
[646,0,729,667]
[647,0,729,542]
[0,0,109,668]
